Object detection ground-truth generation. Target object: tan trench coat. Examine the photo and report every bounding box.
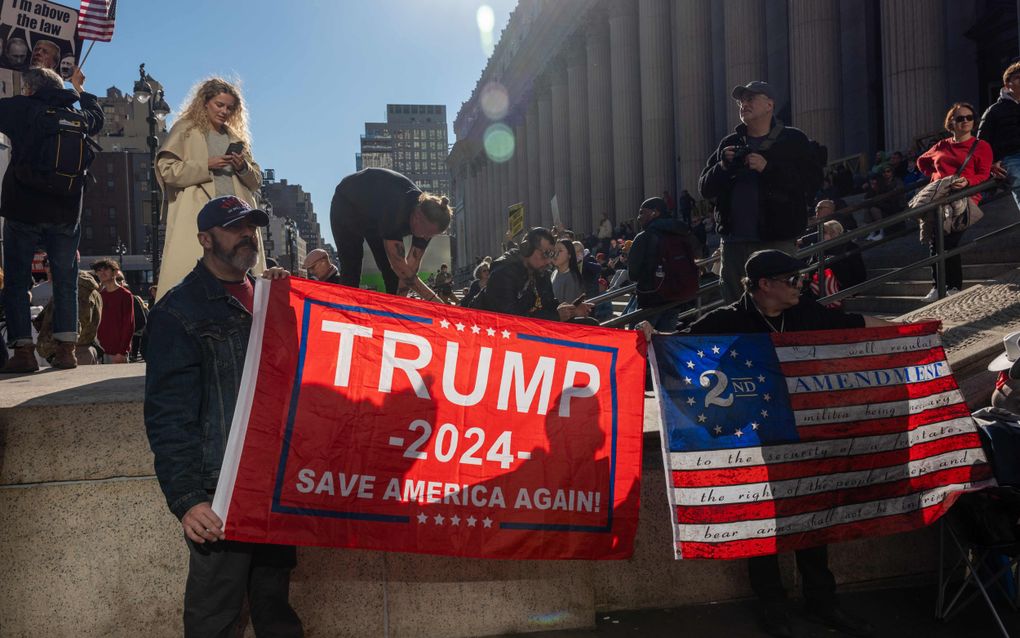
[154,121,265,301]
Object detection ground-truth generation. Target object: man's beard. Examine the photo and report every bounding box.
[212,234,258,272]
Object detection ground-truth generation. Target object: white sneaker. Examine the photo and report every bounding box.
[922,287,939,302]
[872,229,885,241]
[947,287,960,296]
[864,232,878,241]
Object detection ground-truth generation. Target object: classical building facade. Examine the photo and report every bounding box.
[448,0,1019,265]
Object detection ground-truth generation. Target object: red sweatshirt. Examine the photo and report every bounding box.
[916,137,993,202]
[98,286,135,356]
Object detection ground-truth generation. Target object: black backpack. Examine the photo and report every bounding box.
[637,232,699,304]
[14,105,100,197]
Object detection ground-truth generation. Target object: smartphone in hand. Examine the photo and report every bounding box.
[225,142,245,156]
[571,293,586,306]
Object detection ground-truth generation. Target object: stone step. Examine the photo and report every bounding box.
[869,262,1020,282]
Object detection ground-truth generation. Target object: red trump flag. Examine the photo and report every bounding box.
[212,278,646,559]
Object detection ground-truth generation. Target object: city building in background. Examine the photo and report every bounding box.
[355,104,450,195]
[260,169,336,273]
[448,0,1019,265]
[78,80,170,287]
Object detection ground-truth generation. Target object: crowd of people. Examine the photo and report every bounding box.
[4,45,1020,638]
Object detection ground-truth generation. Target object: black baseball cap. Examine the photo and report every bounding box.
[745,250,804,281]
[731,81,776,101]
[197,196,269,232]
[639,197,669,215]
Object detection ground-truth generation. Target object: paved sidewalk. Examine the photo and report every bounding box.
[499,581,1020,637]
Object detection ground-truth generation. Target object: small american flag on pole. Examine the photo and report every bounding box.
[650,321,994,560]
[77,0,116,42]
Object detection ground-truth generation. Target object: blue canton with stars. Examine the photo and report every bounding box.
[652,334,799,452]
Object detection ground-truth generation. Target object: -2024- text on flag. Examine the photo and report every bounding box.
[212,278,646,560]
[650,322,993,560]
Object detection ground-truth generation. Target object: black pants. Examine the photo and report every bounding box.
[184,539,303,638]
[748,545,837,608]
[332,195,399,294]
[930,230,964,291]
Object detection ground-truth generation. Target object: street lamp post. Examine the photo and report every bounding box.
[133,63,170,283]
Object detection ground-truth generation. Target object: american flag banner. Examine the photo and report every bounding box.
[77,0,116,41]
[649,321,994,560]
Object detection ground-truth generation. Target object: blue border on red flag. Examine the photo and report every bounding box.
[268,297,621,534]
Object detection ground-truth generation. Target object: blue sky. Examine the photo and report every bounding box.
[79,0,516,248]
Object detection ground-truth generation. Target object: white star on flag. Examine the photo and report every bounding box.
[761,409,769,418]
[734,428,743,437]
[686,397,696,406]
[686,360,696,369]
[697,414,707,423]
[713,425,723,434]
[471,325,481,334]
[450,515,461,526]
[697,350,705,358]
[763,393,772,402]
[684,376,692,385]
[455,322,465,331]
[433,514,445,525]
[417,512,428,524]
[466,516,478,527]
[486,327,496,337]
[482,517,493,528]
[439,319,450,329]
[751,422,759,430]
[758,375,766,383]
[711,345,720,354]
[745,359,753,367]
[501,330,511,339]
[730,350,739,358]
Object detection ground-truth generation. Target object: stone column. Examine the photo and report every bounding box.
[639,0,676,199]
[586,12,614,228]
[537,80,555,228]
[673,0,715,194]
[479,160,491,256]
[514,119,528,211]
[497,155,510,240]
[567,41,592,236]
[526,99,542,230]
[550,63,572,230]
[788,0,842,158]
[723,0,768,130]
[468,162,480,261]
[609,1,643,223]
[507,121,520,212]
[880,0,946,152]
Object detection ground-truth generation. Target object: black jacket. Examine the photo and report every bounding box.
[470,249,559,321]
[0,87,104,224]
[628,216,695,308]
[699,120,821,241]
[978,92,1020,160]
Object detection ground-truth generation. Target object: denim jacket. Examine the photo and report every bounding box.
[143,260,254,519]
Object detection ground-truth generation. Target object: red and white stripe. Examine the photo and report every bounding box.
[77,0,116,42]
[662,322,993,560]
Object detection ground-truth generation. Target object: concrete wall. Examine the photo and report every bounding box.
[0,366,947,637]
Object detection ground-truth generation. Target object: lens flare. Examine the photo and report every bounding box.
[480,82,509,121]
[477,5,495,56]
[484,123,515,163]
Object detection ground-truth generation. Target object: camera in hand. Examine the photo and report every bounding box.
[730,146,752,165]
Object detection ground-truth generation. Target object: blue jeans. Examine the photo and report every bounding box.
[2,219,80,347]
[1001,153,1020,212]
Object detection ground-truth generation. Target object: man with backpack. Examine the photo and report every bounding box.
[628,197,700,331]
[699,81,823,303]
[0,66,103,373]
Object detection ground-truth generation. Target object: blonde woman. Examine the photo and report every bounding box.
[155,78,264,300]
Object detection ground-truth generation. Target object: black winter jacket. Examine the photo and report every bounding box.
[470,249,559,321]
[628,216,695,308]
[978,92,1020,160]
[0,87,104,225]
[699,120,821,241]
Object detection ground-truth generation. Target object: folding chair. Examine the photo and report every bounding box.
[936,487,1020,637]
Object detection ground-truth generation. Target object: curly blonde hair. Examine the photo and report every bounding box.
[175,77,252,157]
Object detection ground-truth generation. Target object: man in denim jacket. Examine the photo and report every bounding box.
[144,196,302,637]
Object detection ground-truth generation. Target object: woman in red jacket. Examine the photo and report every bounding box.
[916,102,993,301]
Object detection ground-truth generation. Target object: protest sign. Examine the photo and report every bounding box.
[0,0,80,78]
[650,322,994,560]
[213,278,646,560]
[507,202,524,237]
